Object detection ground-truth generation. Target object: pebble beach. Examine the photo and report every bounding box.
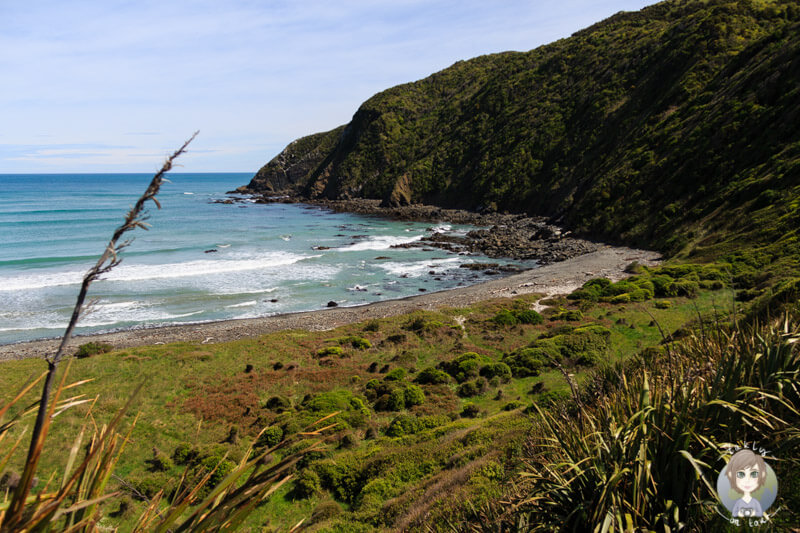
[0,246,660,361]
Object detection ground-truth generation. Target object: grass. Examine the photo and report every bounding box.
[0,279,735,530]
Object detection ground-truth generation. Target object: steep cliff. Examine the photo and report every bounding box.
[242,0,800,265]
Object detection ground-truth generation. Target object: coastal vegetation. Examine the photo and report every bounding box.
[5,268,767,530]
[3,0,800,530]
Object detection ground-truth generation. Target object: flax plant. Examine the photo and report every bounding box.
[0,134,197,532]
[502,317,800,531]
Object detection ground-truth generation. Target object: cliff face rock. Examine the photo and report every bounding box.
[384,173,414,207]
[237,127,343,195]
[243,0,800,260]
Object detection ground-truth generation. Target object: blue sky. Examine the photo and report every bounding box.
[0,0,656,174]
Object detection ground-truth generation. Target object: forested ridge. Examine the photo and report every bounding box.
[244,0,800,270]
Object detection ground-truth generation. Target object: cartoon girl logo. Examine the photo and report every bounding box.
[717,449,778,520]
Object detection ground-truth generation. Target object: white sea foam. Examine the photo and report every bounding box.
[377,257,464,278]
[226,300,257,308]
[211,287,278,296]
[429,224,452,232]
[0,252,310,291]
[336,234,423,252]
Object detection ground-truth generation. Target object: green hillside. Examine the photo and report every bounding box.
[244,0,800,270]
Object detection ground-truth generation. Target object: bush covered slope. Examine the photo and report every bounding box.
[243,0,800,263]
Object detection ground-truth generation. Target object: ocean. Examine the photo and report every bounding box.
[0,173,531,345]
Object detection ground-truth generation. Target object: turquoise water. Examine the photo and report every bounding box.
[0,173,531,345]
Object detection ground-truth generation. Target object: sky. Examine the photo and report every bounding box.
[0,0,657,174]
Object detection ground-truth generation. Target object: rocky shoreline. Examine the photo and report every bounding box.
[221,195,601,264]
[0,192,660,362]
[0,246,661,361]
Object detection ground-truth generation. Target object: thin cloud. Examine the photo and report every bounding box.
[0,0,657,173]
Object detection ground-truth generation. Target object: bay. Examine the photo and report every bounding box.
[0,173,531,345]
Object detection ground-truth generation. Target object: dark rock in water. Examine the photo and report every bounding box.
[312,246,331,250]
[429,270,436,275]
[269,298,279,303]
[327,301,338,307]
[374,256,390,260]
[460,263,500,271]
[204,249,218,253]
[224,192,600,264]
[419,288,427,292]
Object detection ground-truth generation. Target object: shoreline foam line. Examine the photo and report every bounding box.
[0,246,660,361]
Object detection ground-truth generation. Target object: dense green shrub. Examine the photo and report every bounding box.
[375,388,407,411]
[567,288,599,302]
[533,389,571,408]
[550,309,583,321]
[502,400,526,411]
[403,316,445,334]
[256,426,284,448]
[74,341,114,358]
[293,469,322,499]
[439,352,490,382]
[317,346,345,357]
[403,384,426,407]
[610,293,631,304]
[650,275,675,297]
[384,368,406,381]
[347,336,372,350]
[457,378,488,398]
[504,325,611,373]
[568,267,723,304]
[200,455,237,489]
[492,309,519,326]
[173,443,199,465]
[414,367,451,384]
[502,347,552,377]
[479,362,512,381]
[673,280,700,298]
[559,325,612,366]
[460,403,482,418]
[385,414,450,437]
[515,309,544,324]
[303,389,361,414]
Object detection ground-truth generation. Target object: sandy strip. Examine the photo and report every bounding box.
[0,246,660,361]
